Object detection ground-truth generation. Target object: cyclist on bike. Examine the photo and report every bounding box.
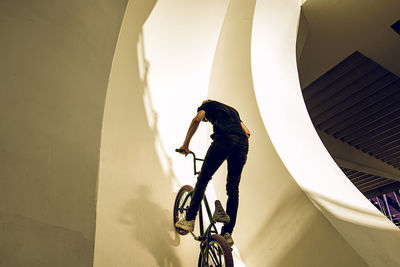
[176,99,250,246]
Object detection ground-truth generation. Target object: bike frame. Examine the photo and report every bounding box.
[175,149,231,266]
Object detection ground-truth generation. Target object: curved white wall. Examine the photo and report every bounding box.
[2,0,399,266]
[93,1,230,266]
[205,0,369,266]
[95,0,399,267]
[251,0,400,266]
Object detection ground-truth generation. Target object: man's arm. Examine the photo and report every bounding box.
[241,122,251,138]
[179,110,206,155]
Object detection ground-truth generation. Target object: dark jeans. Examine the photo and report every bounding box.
[186,134,249,235]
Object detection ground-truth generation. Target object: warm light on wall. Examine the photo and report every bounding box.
[251,0,400,265]
[141,1,228,191]
[140,1,246,264]
[95,0,400,266]
[252,0,398,231]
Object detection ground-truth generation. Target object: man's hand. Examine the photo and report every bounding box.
[178,145,190,156]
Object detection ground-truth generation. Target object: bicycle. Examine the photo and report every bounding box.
[173,149,234,267]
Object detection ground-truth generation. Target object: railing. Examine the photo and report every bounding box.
[370,190,400,228]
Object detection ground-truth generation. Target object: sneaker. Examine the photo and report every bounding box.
[212,200,230,224]
[223,233,234,247]
[175,218,195,232]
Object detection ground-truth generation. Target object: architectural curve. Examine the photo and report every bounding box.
[1,0,399,266]
[251,0,400,266]
[95,0,400,266]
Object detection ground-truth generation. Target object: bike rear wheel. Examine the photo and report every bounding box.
[198,234,233,267]
[173,184,193,235]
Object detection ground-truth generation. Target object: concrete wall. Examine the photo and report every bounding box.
[93,1,229,266]
[2,0,400,266]
[207,0,367,266]
[0,1,127,266]
[94,0,396,266]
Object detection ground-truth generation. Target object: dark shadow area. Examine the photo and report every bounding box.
[0,0,128,266]
[120,185,181,267]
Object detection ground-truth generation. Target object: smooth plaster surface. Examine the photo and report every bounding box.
[0,0,127,266]
[251,0,400,266]
[1,0,400,266]
[95,0,398,266]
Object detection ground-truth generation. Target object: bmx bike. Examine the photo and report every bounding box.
[173,149,234,267]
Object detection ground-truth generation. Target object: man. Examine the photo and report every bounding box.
[176,99,250,246]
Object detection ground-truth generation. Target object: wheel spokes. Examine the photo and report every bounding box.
[207,241,225,266]
[178,192,190,220]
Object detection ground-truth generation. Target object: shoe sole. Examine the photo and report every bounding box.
[175,223,194,232]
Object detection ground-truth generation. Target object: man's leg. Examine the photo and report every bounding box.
[185,140,231,221]
[176,140,234,232]
[221,138,248,236]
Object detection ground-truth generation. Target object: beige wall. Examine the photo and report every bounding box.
[251,0,400,266]
[94,0,389,266]
[2,0,400,266]
[207,0,366,266]
[93,1,229,266]
[0,0,127,266]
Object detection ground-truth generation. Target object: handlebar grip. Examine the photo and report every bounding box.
[176,149,194,156]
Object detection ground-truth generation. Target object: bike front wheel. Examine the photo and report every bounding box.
[173,184,193,235]
[198,234,233,267]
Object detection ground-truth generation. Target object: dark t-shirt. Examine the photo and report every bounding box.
[197,100,246,140]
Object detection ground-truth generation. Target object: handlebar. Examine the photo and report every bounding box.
[175,148,195,156]
[175,149,204,175]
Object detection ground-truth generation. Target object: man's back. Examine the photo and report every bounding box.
[197,100,246,140]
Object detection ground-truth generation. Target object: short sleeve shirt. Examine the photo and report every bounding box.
[197,100,246,140]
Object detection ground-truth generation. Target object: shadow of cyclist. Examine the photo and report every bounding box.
[120,185,182,267]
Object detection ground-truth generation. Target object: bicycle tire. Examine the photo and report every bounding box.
[198,234,234,267]
[173,184,193,235]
